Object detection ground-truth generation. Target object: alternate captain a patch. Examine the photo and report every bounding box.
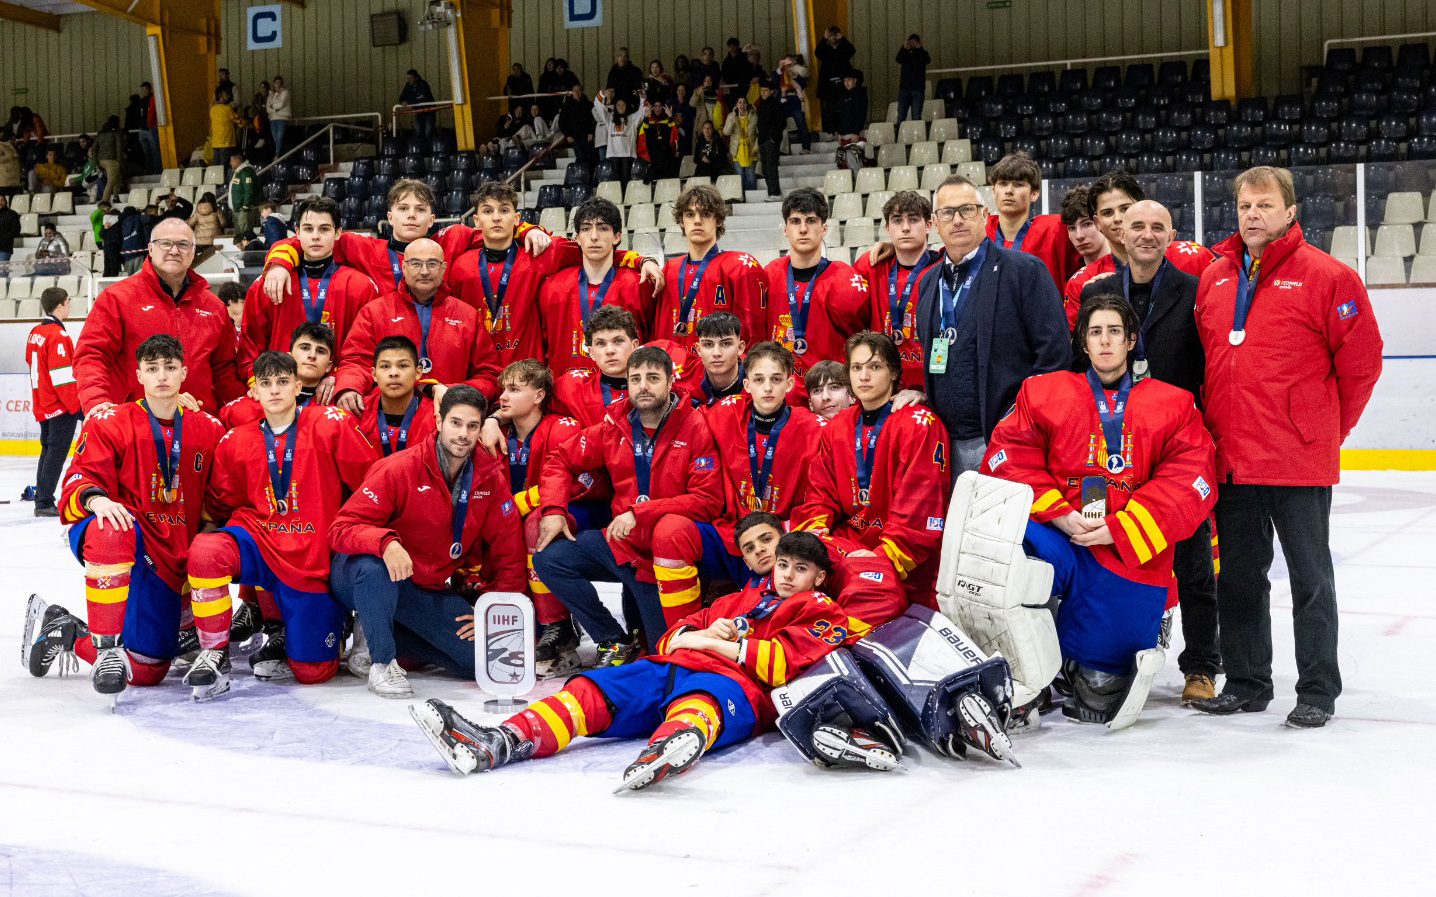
[1337,301,1358,320]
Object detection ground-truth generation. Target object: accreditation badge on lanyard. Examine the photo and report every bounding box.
[930,242,987,375]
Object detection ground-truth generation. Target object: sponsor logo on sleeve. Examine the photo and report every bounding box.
[694,456,714,471]
[1337,301,1358,320]
[1192,476,1211,499]
[501,500,515,515]
[858,570,885,583]
[987,449,1007,471]
[926,517,945,531]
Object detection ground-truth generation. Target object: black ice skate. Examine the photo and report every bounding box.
[249,621,295,682]
[956,692,1021,768]
[409,699,532,775]
[22,595,87,678]
[183,647,232,703]
[534,619,581,679]
[811,724,901,771]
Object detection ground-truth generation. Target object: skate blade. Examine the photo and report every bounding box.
[192,677,231,703]
[21,594,44,671]
[408,703,480,776]
[535,652,581,680]
[613,733,702,794]
[252,662,297,683]
[1106,648,1165,732]
[812,728,900,771]
[959,696,1021,769]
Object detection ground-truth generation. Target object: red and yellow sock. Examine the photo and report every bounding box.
[529,553,568,625]
[653,563,702,627]
[505,677,612,758]
[84,560,133,643]
[650,693,722,752]
[188,574,232,651]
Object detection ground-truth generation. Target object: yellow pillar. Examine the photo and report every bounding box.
[1207,0,1254,102]
[452,0,512,152]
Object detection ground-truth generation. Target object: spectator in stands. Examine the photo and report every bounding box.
[691,120,730,180]
[505,63,534,113]
[1190,166,1383,730]
[247,91,273,166]
[723,95,759,193]
[217,68,237,106]
[119,206,148,274]
[90,200,108,249]
[209,87,243,182]
[639,102,679,183]
[671,84,695,156]
[188,195,223,265]
[552,58,579,96]
[536,58,560,118]
[720,38,751,99]
[835,71,868,142]
[37,223,70,257]
[7,106,47,144]
[756,84,786,201]
[895,34,930,124]
[400,69,438,141]
[0,194,19,262]
[672,55,693,92]
[690,47,720,93]
[138,82,160,174]
[527,102,554,144]
[229,151,258,235]
[1060,185,1109,269]
[159,189,193,221]
[267,75,292,156]
[258,200,288,248]
[558,83,597,172]
[94,116,123,205]
[30,148,67,194]
[774,55,811,154]
[645,60,673,104]
[100,204,122,276]
[606,47,644,109]
[815,26,856,138]
[0,128,18,193]
[595,90,643,186]
[690,74,724,137]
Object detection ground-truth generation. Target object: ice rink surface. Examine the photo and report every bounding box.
[0,458,1431,896]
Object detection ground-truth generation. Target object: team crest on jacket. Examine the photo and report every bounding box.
[694,456,715,471]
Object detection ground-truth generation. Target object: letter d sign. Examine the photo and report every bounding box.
[247,4,283,50]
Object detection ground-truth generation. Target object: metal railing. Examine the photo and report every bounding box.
[929,48,1208,76]
[390,101,455,138]
[1323,30,1436,57]
[256,120,383,179]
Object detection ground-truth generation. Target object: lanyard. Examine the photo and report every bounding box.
[677,245,721,332]
[747,406,790,510]
[599,376,626,409]
[260,414,299,514]
[701,362,744,405]
[479,245,518,324]
[1122,259,1166,361]
[887,250,930,335]
[1232,251,1261,338]
[853,403,892,500]
[506,425,534,494]
[733,590,785,635]
[996,217,1033,252]
[579,264,617,324]
[1085,368,1132,474]
[298,262,335,325]
[386,248,403,288]
[785,259,830,348]
[448,454,475,559]
[938,240,989,334]
[627,402,671,500]
[141,400,182,501]
[378,394,419,456]
[413,299,434,371]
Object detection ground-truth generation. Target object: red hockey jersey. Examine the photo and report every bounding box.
[651,249,768,354]
[761,257,872,402]
[704,395,826,542]
[854,251,942,393]
[218,392,322,431]
[60,402,227,591]
[1063,242,1219,328]
[986,213,1084,292]
[983,371,1217,590]
[329,438,525,592]
[263,228,481,294]
[333,282,502,401]
[207,405,378,593]
[25,316,80,421]
[237,264,378,382]
[506,414,588,515]
[355,392,438,458]
[538,264,653,377]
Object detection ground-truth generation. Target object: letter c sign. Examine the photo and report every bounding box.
[247,4,283,50]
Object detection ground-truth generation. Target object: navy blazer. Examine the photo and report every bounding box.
[918,240,1072,439]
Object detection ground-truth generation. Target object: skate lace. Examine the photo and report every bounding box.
[376,661,408,687]
[536,624,567,651]
[55,648,80,678]
[95,649,126,679]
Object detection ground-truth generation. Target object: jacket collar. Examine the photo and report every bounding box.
[1213,221,1306,278]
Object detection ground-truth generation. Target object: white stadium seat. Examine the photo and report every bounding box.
[623,180,652,206]
[907,141,940,167]
[942,139,973,164]
[897,120,927,145]
[51,193,74,214]
[625,203,657,232]
[17,298,42,318]
[1374,224,1416,258]
[30,193,52,215]
[921,99,946,122]
[885,101,899,123]
[928,118,960,143]
[1383,192,1425,226]
[652,178,682,205]
[957,161,987,186]
[1363,255,1406,285]
[538,207,568,235]
[20,213,39,236]
[823,169,853,196]
[865,123,895,148]
[594,180,623,205]
[160,168,183,188]
[181,167,205,187]
[715,174,745,202]
[843,220,876,249]
[203,165,224,184]
[683,176,712,191]
[8,279,32,301]
[831,192,865,222]
[1329,225,1371,258]
[865,191,893,220]
[1418,224,1436,256]
[1410,255,1436,284]
[9,194,29,214]
[853,168,887,195]
[876,143,906,169]
[886,165,919,193]
[921,163,953,192]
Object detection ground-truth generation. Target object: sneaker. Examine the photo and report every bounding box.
[811,725,900,771]
[615,724,707,793]
[91,645,130,696]
[409,698,531,775]
[1182,673,1217,705]
[33,505,59,518]
[22,596,86,678]
[1284,703,1332,729]
[594,636,640,668]
[183,647,232,702]
[534,619,581,679]
[346,618,372,678]
[367,659,413,698]
[249,623,296,683]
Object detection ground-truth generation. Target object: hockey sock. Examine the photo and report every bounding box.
[653,563,702,627]
[529,554,569,625]
[505,676,612,758]
[652,516,706,626]
[188,574,232,651]
[84,561,133,645]
[651,693,722,752]
[253,587,282,622]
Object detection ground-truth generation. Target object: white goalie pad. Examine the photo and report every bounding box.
[936,471,1061,707]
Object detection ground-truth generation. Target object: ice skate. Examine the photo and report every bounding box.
[534,619,580,679]
[811,724,901,771]
[183,647,232,702]
[22,595,86,678]
[367,659,412,698]
[229,602,263,652]
[91,644,130,702]
[957,692,1020,768]
[614,724,706,793]
[249,621,295,682]
[409,699,530,775]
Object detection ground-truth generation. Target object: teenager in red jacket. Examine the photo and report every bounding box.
[533,346,724,657]
[25,335,227,700]
[1059,185,1109,270]
[190,351,377,685]
[330,385,525,698]
[985,152,1082,291]
[352,335,436,456]
[1190,166,1383,728]
[685,312,747,408]
[762,188,871,403]
[984,293,1216,724]
[854,191,940,391]
[412,532,850,791]
[75,218,245,416]
[220,322,334,429]
[238,198,377,386]
[331,238,502,409]
[26,287,82,516]
[794,332,950,608]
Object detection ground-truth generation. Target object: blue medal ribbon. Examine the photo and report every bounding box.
[449,453,474,559]
[260,412,299,515]
[599,376,626,409]
[853,402,892,504]
[785,259,830,351]
[579,264,617,324]
[140,400,182,502]
[996,216,1033,252]
[386,248,403,288]
[887,249,931,339]
[378,395,420,456]
[627,402,672,500]
[413,299,434,372]
[1122,259,1166,365]
[299,262,335,325]
[506,424,535,495]
[1232,250,1260,338]
[733,590,785,636]
[1086,367,1132,474]
[676,245,721,333]
[938,240,989,339]
[479,244,518,325]
[747,406,790,510]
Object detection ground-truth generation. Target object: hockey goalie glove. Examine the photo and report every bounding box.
[936,471,1061,707]
[772,647,906,769]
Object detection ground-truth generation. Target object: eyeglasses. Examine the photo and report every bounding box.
[403,259,444,272]
[150,239,196,253]
[934,204,984,222]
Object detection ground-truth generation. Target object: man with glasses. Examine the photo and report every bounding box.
[912,175,1069,478]
[75,218,246,417]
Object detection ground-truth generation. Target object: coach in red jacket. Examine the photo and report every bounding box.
[1191,166,1383,729]
[74,217,245,416]
[330,385,526,693]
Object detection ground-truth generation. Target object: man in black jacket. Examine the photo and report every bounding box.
[815,26,856,137]
[1076,199,1219,704]
[756,84,786,200]
[719,38,752,101]
[558,83,597,173]
[914,175,1070,477]
[0,194,19,263]
[895,34,931,123]
[605,47,644,109]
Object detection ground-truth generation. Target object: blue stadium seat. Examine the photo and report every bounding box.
[1263,120,1295,146]
[1301,195,1337,230]
[1030,112,1056,137]
[1113,87,1140,111]
[365,196,387,219]
[564,185,593,208]
[996,73,1024,97]
[1147,85,1174,109]
[629,159,648,182]
[263,183,287,203]
[1058,69,1087,94]
[443,190,468,217]
[1190,58,1211,83]
[593,159,616,182]
[1063,156,1096,178]
[1397,43,1430,69]
[1249,146,1281,167]
[936,78,962,109]
[1354,70,1389,94]
[1187,125,1217,151]
[299,145,320,166]
[1080,134,1109,157]
[1135,152,1167,174]
[406,134,428,156]
[379,139,400,158]
[1315,71,1350,95]
[502,145,527,169]
[431,134,457,154]
[1116,131,1144,155]
[1325,47,1357,73]
[369,175,394,198]
[399,155,424,177]
[1225,121,1256,149]
[1046,134,1074,160]
[1377,114,1410,141]
[535,184,564,209]
[1289,144,1325,167]
[1172,150,1203,173]
[423,173,445,194]
[322,178,345,201]
[1338,115,1370,143]
[564,164,590,187]
[1310,94,1342,121]
[351,158,376,180]
[965,75,994,102]
[1151,127,1181,153]
[1300,120,1332,146]
[964,117,989,141]
[1181,82,1210,105]
[978,96,1004,119]
[1350,91,1380,117]
[1361,45,1394,70]
[528,143,554,170]
[518,208,539,226]
[1077,89,1105,113]
[1273,95,1304,121]
[1327,141,1361,164]
[425,154,450,175]
[1094,109,1123,134]
[976,138,1005,165]
[1092,66,1121,91]
[1211,148,1242,170]
[1131,107,1159,132]
[480,153,501,172]
[341,196,363,220]
[450,151,475,173]
[1202,100,1231,127]
[473,169,498,188]
[1028,71,1056,95]
[346,174,369,199]
[1418,111,1436,137]
[447,171,472,193]
[1394,69,1425,91]
[1013,94,1037,117]
[292,163,318,185]
[1409,135,1436,161]
[377,158,399,179]
[1014,137,1041,159]
[1041,92,1070,115]
[1063,111,1089,135]
[1158,60,1187,87]
[1125,63,1154,90]
[1166,103,1196,129]
[1390,90,1421,115]
[997,115,1022,139]
[1366,139,1400,162]
[1096,153,1128,173]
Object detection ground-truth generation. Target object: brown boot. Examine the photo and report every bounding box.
[1182,673,1217,705]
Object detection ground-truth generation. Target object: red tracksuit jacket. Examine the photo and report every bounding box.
[238,264,378,381]
[793,400,951,604]
[264,228,481,295]
[1063,242,1219,328]
[761,257,872,402]
[538,264,654,377]
[651,249,769,353]
[334,282,502,401]
[61,402,226,591]
[704,395,825,540]
[207,405,378,593]
[218,392,321,430]
[355,392,438,458]
[329,438,526,592]
[74,261,245,414]
[983,371,1217,591]
[651,588,849,730]
[26,315,80,420]
[854,251,942,392]
[537,396,723,567]
[986,213,1084,292]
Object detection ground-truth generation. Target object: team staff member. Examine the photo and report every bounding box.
[914,175,1070,476]
[1059,185,1108,269]
[1077,200,1218,704]
[75,218,245,416]
[855,191,940,391]
[985,152,1082,291]
[1191,166,1383,729]
[330,385,526,698]
[26,287,82,517]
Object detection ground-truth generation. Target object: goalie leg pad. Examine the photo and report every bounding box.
[1060,648,1165,729]
[772,648,906,768]
[936,472,1061,708]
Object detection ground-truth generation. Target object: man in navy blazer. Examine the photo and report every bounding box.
[914,174,1071,477]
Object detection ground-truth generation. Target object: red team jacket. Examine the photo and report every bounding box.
[854,252,941,392]
[25,315,80,420]
[986,213,1083,291]
[60,403,227,591]
[549,340,694,428]
[1194,223,1383,486]
[238,264,378,381]
[333,282,502,401]
[74,261,245,413]
[356,392,438,458]
[984,371,1217,591]
[651,249,768,354]
[761,257,872,402]
[794,401,951,604]
[538,264,653,377]
[704,396,826,542]
[1063,242,1220,328]
[651,588,850,730]
[329,439,526,593]
[538,396,723,567]
[207,406,378,593]
[264,228,482,295]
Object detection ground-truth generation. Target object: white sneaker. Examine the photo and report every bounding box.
[346,619,372,678]
[367,659,412,698]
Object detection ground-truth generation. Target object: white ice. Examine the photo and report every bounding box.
[0,458,1432,896]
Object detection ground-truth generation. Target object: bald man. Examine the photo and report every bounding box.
[75,217,245,415]
[1077,199,1219,703]
[333,237,503,411]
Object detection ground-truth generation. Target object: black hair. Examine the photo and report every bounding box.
[694,311,742,341]
[439,383,486,418]
[776,531,833,574]
[1088,170,1145,217]
[844,330,902,381]
[299,196,342,229]
[374,335,419,365]
[252,350,298,380]
[627,345,673,378]
[136,334,183,364]
[780,186,829,224]
[1075,291,1140,345]
[215,281,245,305]
[289,321,335,354]
[734,511,783,550]
[572,196,623,234]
